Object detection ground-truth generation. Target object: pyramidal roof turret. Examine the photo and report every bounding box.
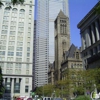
[57,10,67,18]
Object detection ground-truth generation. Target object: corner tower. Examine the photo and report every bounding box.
[54,10,70,81]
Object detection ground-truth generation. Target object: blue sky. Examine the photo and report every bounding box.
[69,0,98,47]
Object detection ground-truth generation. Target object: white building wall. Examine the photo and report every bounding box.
[0,0,35,99]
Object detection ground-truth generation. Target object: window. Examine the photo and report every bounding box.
[8,46,14,50]
[19,18,24,22]
[1,35,7,39]
[17,36,23,41]
[71,64,73,68]
[20,9,25,12]
[26,64,29,69]
[3,21,8,24]
[18,32,23,36]
[18,27,24,31]
[0,46,6,50]
[2,25,8,29]
[16,47,23,51]
[27,58,30,62]
[27,42,30,46]
[0,57,5,61]
[0,62,4,69]
[0,51,5,55]
[17,42,23,46]
[12,12,17,16]
[8,52,14,56]
[9,41,15,45]
[7,57,13,61]
[27,53,30,57]
[0,40,6,45]
[25,78,29,84]
[10,26,16,30]
[25,86,29,93]
[16,58,22,62]
[3,16,9,20]
[11,21,16,26]
[27,47,30,51]
[76,52,79,59]
[11,17,17,21]
[26,70,29,75]
[10,31,16,35]
[7,63,13,68]
[15,69,18,74]
[18,22,24,26]
[16,52,22,56]
[27,37,30,41]
[2,30,7,34]
[12,8,18,12]
[9,36,15,40]
[15,63,21,68]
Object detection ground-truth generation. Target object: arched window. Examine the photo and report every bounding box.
[5,7,11,11]
[20,9,25,13]
[12,8,18,12]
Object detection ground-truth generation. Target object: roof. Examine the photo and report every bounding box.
[55,10,67,22]
[65,44,77,58]
[57,10,67,18]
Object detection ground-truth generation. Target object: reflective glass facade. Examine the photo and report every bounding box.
[34,0,49,87]
[49,0,69,63]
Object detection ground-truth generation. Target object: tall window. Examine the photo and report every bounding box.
[25,86,29,93]
[76,52,79,59]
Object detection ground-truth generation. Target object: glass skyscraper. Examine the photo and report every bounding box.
[33,0,49,87]
[49,0,69,63]
[33,0,69,87]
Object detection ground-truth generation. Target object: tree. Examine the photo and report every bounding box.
[0,67,5,98]
[0,0,24,7]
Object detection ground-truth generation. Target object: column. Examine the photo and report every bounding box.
[11,78,14,100]
[81,34,85,50]
[95,20,100,41]
[86,28,91,46]
[91,24,95,44]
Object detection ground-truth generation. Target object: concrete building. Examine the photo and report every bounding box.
[77,2,100,69]
[33,0,49,88]
[49,0,69,63]
[54,10,70,81]
[0,0,35,99]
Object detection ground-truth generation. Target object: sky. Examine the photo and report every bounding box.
[69,0,98,48]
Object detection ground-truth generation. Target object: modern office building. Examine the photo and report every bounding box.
[49,0,69,63]
[77,2,100,69]
[33,0,49,87]
[0,0,35,99]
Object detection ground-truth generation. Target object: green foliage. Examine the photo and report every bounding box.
[11,0,24,5]
[75,95,91,100]
[94,2,100,14]
[0,67,5,98]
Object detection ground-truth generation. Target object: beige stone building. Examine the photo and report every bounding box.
[77,2,100,69]
[60,44,83,98]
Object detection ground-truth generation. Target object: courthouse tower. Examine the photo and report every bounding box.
[54,11,70,81]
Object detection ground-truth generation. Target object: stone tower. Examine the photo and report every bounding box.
[54,10,70,81]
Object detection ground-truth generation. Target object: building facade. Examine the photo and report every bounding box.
[49,0,69,63]
[77,2,100,69]
[33,0,49,88]
[61,44,83,98]
[48,62,54,85]
[54,10,70,81]
[0,0,35,99]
